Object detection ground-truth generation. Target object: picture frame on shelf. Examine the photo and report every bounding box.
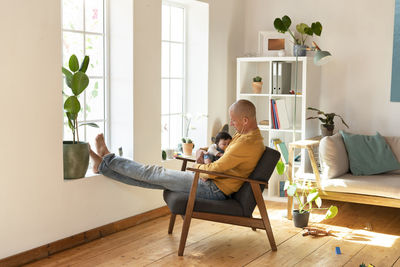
[258,31,292,57]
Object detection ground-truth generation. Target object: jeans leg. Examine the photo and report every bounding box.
[99,164,165,190]
[99,154,227,200]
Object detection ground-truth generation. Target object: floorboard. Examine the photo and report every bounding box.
[25,200,400,267]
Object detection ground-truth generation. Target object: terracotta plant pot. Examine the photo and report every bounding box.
[252,82,263,94]
[320,124,334,137]
[292,209,310,228]
[182,143,194,156]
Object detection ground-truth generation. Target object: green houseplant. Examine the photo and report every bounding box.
[276,161,338,228]
[62,54,98,179]
[307,107,349,137]
[252,76,263,94]
[273,15,322,56]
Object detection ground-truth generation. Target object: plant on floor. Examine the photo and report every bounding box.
[62,54,98,144]
[276,161,338,219]
[274,15,323,45]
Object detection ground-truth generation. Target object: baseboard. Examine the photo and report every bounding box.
[0,206,170,267]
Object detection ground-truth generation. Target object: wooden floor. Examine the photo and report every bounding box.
[25,200,400,267]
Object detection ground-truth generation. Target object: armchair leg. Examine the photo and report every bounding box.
[287,196,293,220]
[168,214,176,234]
[251,183,277,251]
[178,172,200,256]
[251,215,257,231]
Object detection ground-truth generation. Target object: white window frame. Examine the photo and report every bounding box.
[62,0,109,143]
[161,1,187,150]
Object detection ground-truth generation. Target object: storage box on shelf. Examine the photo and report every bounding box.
[236,56,320,197]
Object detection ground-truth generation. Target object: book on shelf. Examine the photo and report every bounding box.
[277,142,289,164]
[279,180,288,197]
[272,62,278,94]
[275,99,290,129]
[277,62,292,94]
[270,99,279,129]
[270,138,282,150]
[273,99,281,129]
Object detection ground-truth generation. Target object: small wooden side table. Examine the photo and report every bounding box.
[287,138,322,220]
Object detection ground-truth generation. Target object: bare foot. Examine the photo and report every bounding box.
[95,133,111,157]
[89,145,102,174]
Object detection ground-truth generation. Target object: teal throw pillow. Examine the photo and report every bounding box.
[340,131,400,175]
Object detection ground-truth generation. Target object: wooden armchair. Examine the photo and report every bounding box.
[163,147,281,256]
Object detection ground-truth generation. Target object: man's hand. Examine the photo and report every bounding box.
[195,149,205,164]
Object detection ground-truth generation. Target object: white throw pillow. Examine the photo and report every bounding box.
[319,133,350,179]
[384,136,400,174]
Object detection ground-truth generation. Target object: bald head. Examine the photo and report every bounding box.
[229,99,256,120]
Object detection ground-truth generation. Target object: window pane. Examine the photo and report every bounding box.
[170,79,183,114]
[170,114,182,149]
[86,121,104,146]
[162,4,170,41]
[85,34,103,76]
[85,0,103,33]
[161,115,170,149]
[162,42,170,78]
[170,43,183,78]
[63,32,84,68]
[62,0,83,31]
[170,6,184,42]
[63,124,74,141]
[86,78,104,121]
[162,79,170,115]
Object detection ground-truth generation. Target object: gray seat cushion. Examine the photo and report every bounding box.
[163,190,244,216]
[163,147,280,217]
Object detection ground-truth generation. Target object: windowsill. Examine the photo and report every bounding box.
[63,169,102,181]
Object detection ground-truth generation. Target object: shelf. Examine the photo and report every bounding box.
[258,125,302,133]
[238,93,303,98]
[237,56,309,62]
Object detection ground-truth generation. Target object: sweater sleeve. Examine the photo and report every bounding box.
[194,141,247,176]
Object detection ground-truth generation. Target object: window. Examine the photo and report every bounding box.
[161,2,185,150]
[62,0,107,146]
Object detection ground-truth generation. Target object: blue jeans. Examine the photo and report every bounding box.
[98,154,228,200]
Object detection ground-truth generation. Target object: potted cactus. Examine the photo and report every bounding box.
[252,76,263,94]
[273,15,322,56]
[181,138,194,156]
[62,54,98,179]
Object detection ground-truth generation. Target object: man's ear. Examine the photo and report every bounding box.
[243,116,249,125]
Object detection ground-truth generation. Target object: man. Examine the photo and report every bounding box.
[90,99,265,200]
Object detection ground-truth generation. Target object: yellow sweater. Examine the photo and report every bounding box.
[194,128,265,195]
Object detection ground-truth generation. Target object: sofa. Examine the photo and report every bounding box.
[309,133,400,208]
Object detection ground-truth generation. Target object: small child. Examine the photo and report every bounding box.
[204,131,232,164]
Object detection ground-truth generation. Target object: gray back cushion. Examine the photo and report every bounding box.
[231,147,281,217]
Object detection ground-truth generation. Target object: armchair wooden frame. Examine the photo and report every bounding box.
[169,157,277,256]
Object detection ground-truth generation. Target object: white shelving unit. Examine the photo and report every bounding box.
[236,56,320,197]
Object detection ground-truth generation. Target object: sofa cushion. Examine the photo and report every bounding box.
[340,131,400,175]
[319,133,349,179]
[385,136,400,174]
[321,173,400,200]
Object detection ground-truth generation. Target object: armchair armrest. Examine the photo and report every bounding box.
[186,167,268,186]
[175,156,196,171]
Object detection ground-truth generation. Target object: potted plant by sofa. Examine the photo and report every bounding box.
[276,161,338,228]
[62,55,98,179]
[307,107,349,137]
[252,76,263,93]
[181,138,194,156]
[274,15,322,56]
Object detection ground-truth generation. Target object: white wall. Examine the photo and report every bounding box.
[201,0,245,139]
[243,0,400,136]
[0,0,245,259]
